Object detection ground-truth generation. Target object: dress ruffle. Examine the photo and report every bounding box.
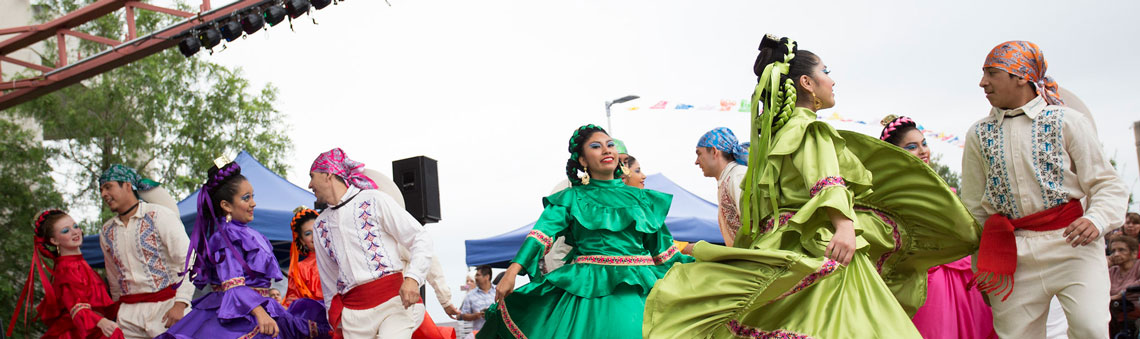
[544,180,671,234]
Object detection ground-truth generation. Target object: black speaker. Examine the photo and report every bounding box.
[392,156,441,225]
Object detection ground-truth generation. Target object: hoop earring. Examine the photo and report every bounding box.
[811,92,822,111]
[579,167,591,185]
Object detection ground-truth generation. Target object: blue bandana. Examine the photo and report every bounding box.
[696,127,749,165]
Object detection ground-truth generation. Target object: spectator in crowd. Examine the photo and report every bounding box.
[1108,234,1140,336]
[269,289,284,305]
[1105,212,1140,245]
[459,265,495,333]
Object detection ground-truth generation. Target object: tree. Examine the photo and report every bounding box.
[0,120,66,338]
[10,0,293,219]
[929,155,960,193]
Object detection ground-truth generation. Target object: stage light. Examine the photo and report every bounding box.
[285,0,310,19]
[178,35,201,57]
[241,11,264,34]
[219,19,243,42]
[311,0,332,10]
[263,6,287,26]
[198,26,221,49]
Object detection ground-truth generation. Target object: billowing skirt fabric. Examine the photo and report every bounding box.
[911,256,997,339]
[478,281,646,339]
[156,293,331,339]
[644,210,926,339]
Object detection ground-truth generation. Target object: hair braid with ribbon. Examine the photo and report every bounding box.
[182,161,249,284]
[879,115,919,146]
[288,206,320,300]
[565,124,624,186]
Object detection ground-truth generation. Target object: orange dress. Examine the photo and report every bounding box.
[285,255,323,307]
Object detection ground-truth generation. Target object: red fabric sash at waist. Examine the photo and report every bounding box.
[329,273,408,339]
[118,287,175,304]
[971,199,1084,302]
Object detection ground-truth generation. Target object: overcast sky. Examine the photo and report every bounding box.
[163,0,1140,320]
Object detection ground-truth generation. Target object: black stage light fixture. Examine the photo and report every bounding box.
[178,35,201,57]
[285,0,310,18]
[219,19,243,42]
[241,11,264,34]
[311,0,332,10]
[264,6,287,26]
[198,26,221,49]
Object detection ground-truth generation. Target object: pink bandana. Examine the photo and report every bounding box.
[310,148,379,190]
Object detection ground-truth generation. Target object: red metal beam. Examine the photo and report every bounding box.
[0,56,52,73]
[60,29,121,47]
[0,0,264,111]
[0,0,128,55]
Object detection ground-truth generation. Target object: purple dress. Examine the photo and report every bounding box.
[158,221,331,339]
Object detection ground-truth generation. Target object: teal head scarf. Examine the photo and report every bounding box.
[98,164,161,191]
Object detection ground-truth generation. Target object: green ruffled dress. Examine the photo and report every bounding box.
[477,179,694,339]
[643,108,980,338]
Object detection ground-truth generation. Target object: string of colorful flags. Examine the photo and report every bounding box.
[625,99,965,148]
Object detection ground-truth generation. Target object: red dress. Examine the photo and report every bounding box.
[39,255,124,339]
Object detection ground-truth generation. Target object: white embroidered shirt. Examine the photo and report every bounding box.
[99,201,195,304]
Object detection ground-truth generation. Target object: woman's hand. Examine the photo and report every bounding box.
[495,263,522,302]
[96,318,120,337]
[826,220,855,265]
[251,306,279,337]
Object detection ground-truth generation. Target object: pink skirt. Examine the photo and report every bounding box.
[912,256,998,339]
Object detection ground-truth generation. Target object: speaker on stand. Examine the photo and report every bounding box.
[392,156,441,225]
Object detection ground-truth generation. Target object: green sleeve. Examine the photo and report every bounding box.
[645,224,694,266]
[511,203,571,278]
[789,123,857,226]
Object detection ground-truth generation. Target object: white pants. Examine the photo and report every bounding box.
[340,296,424,339]
[990,229,1110,339]
[116,299,188,339]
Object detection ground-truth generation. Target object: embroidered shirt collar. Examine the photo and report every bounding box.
[718,162,740,184]
[110,201,150,228]
[991,95,1047,126]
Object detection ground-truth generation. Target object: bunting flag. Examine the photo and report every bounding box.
[623,98,966,148]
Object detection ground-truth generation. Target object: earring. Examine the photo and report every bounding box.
[811,92,822,111]
[579,167,591,185]
[619,162,631,178]
[226,214,232,223]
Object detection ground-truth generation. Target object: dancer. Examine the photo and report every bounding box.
[695,127,748,246]
[308,148,434,338]
[962,40,1129,338]
[477,124,693,338]
[621,154,646,189]
[97,165,194,338]
[880,115,997,339]
[7,209,125,339]
[285,207,323,307]
[643,35,979,338]
[158,161,330,339]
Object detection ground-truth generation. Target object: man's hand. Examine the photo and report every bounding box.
[444,305,460,320]
[1064,217,1100,247]
[161,301,188,328]
[399,277,421,309]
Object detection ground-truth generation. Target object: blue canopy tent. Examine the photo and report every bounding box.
[81,150,315,268]
[464,173,722,268]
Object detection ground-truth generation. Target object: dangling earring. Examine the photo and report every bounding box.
[579,167,591,185]
[619,162,631,178]
[225,214,232,223]
[811,92,822,111]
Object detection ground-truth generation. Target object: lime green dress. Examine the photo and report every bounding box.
[477,179,694,339]
[643,108,980,338]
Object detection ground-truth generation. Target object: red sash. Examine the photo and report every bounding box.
[118,287,176,304]
[971,199,1083,302]
[329,273,408,339]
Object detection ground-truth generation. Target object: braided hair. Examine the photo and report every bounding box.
[752,35,820,132]
[565,124,624,185]
[290,206,320,254]
[879,115,919,146]
[33,209,68,260]
[205,162,246,220]
[184,161,246,282]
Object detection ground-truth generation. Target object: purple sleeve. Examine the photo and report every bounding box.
[212,245,270,320]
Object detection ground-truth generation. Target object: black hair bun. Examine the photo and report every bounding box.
[754,34,797,78]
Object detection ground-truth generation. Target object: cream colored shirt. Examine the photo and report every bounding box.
[313,186,433,306]
[961,96,1128,234]
[717,162,747,245]
[99,201,195,305]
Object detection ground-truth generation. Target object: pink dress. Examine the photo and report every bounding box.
[911,256,998,339]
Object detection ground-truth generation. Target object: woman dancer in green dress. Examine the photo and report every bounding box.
[642,35,980,338]
[477,124,693,339]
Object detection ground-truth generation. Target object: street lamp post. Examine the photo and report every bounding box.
[605,95,640,134]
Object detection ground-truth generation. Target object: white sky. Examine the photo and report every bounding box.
[158,0,1140,321]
